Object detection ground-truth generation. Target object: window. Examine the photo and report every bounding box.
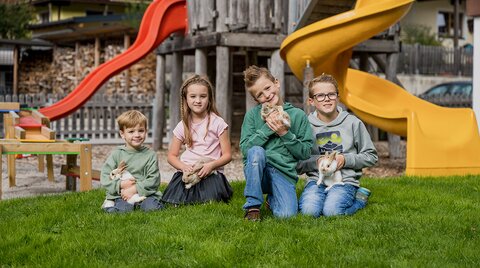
[437,11,463,37]
[38,11,49,23]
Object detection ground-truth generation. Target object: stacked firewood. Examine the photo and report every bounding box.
[18,41,157,95]
[18,50,52,94]
[51,47,76,94]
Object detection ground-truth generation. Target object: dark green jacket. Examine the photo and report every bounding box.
[240,103,313,184]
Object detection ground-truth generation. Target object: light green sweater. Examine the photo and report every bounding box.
[100,145,162,200]
[240,103,313,184]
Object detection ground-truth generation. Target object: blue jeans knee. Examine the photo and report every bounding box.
[322,184,365,216]
[247,146,266,164]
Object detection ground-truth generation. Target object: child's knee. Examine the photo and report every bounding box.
[140,197,165,212]
[247,146,266,162]
[274,207,297,219]
[322,206,343,217]
[299,203,321,218]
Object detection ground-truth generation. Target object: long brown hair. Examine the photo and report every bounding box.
[180,74,220,148]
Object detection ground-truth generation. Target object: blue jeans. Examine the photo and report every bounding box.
[104,196,164,213]
[243,146,298,218]
[298,180,366,217]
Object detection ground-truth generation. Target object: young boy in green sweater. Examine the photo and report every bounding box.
[100,110,164,213]
[240,65,313,220]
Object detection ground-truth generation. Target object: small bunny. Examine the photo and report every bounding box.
[317,151,344,191]
[104,161,146,207]
[260,103,291,127]
[182,157,215,189]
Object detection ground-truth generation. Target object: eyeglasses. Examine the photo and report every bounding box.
[312,92,338,102]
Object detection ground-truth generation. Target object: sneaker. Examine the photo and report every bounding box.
[244,207,261,221]
[356,187,371,203]
[101,199,115,209]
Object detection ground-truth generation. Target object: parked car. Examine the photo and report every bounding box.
[418,81,472,107]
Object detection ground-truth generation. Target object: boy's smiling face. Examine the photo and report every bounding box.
[309,82,339,120]
[248,75,282,105]
[120,123,146,150]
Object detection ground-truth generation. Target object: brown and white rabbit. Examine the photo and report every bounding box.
[317,151,344,191]
[260,103,291,127]
[182,157,216,189]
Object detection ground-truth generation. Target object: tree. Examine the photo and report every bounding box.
[401,24,443,46]
[124,0,152,30]
[0,3,34,39]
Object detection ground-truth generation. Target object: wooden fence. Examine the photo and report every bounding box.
[0,93,164,144]
[398,44,473,76]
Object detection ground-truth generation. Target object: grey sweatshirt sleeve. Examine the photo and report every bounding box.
[343,121,378,170]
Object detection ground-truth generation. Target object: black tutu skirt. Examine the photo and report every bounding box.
[161,171,233,205]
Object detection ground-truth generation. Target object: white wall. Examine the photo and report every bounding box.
[401,0,473,47]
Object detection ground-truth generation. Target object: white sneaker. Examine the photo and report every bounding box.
[101,199,115,209]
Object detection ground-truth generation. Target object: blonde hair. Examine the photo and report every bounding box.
[243,65,276,92]
[117,110,148,131]
[180,74,220,148]
[307,73,339,98]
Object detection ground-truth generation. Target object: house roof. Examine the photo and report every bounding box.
[29,14,135,44]
[0,38,53,47]
[30,0,129,6]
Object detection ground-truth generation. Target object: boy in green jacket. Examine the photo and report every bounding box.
[240,65,313,220]
[100,110,164,213]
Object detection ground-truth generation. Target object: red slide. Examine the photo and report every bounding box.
[40,0,187,121]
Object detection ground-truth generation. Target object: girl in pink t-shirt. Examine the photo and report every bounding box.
[162,75,233,205]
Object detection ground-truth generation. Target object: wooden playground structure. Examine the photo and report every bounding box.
[0,102,93,200]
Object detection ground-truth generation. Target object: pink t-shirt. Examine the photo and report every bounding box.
[173,113,228,171]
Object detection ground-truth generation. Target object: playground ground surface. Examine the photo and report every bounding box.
[0,141,405,200]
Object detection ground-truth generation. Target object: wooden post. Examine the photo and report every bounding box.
[13,45,18,95]
[245,51,258,111]
[66,154,77,191]
[195,48,208,76]
[124,34,131,93]
[7,154,15,187]
[46,155,54,182]
[153,54,166,151]
[169,52,183,140]
[216,0,228,32]
[94,37,101,67]
[359,53,379,141]
[270,49,285,99]
[215,46,232,128]
[287,0,297,34]
[303,60,314,113]
[386,52,402,159]
[38,155,45,172]
[79,144,92,191]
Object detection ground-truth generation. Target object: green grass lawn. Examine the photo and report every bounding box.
[1,176,479,267]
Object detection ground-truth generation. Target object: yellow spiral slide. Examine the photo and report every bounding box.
[280,0,480,176]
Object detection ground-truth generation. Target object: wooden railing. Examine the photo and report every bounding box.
[187,0,287,34]
[0,93,165,144]
[398,44,473,76]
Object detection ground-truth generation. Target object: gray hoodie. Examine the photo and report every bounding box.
[296,107,378,187]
